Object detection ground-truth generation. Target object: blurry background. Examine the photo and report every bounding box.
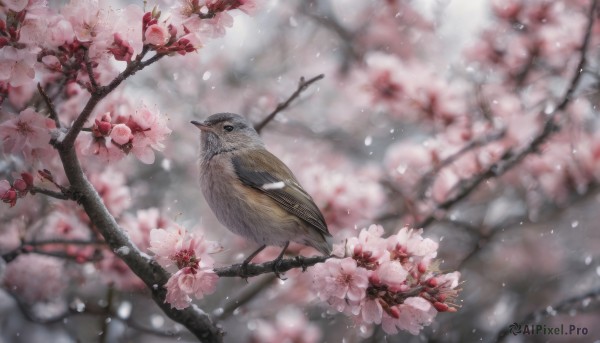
[2,0,600,342]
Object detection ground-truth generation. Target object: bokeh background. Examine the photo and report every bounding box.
[2,0,600,342]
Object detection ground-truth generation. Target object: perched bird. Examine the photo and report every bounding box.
[191,113,331,276]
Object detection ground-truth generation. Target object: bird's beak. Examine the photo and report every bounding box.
[191,120,213,132]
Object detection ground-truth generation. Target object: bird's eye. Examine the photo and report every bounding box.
[223,125,234,132]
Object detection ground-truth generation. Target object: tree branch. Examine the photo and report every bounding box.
[254,74,325,133]
[37,83,61,128]
[83,48,99,92]
[215,274,277,321]
[416,0,598,229]
[59,47,164,149]
[214,255,330,278]
[47,45,221,341]
[416,129,506,198]
[56,147,223,342]
[30,186,72,200]
[494,286,600,343]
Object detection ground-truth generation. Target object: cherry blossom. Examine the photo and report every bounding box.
[2,254,67,303]
[312,224,461,335]
[250,307,322,343]
[149,225,222,309]
[88,169,131,217]
[0,108,56,165]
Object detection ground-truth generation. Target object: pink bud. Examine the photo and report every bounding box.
[168,24,177,38]
[353,244,363,256]
[41,55,61,71]
[110,123,133,145]
[1,188,17,206]
[418,262,427,274]
[38,169,54,182]
[97,120,112,136]
[426,278,438,288]
[388,306,401,319]
[20,172,33,187]
[145,24,169,46]
[143,12,152,26]
[13,179,28,192]
[433,302,449,312]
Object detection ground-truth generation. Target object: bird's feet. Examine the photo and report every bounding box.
[272,257,287,280]
[240,261,251,282]
[272,241,290,280]
[295,255,308,272]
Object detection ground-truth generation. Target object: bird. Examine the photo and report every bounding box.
[191,113,331,277]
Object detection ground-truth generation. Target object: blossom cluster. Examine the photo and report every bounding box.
[312,225,460,335]
[0,0,258,99]
[349,52,467,127]
[148,225,222,309]
[79,105,171,164]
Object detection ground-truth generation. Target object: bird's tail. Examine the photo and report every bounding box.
[306,232,332,256]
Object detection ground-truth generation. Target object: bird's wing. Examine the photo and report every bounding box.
[232,149,331,237]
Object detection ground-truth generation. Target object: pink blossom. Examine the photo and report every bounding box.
[78,133,126,163]
[88,169,131,217]
[61,0,112,46]
[384,141,433,191]
[381,297,436,335]
[110,123,133,145]
[299,164,385,232]
[118,105,172,164]
[0,180,11,194]
[388,227,438,261]
[149,224,222,268]
[491,0,522,20]
[250,307,322,343]
[374,261,408,292]
[112,4,144,58]
[164,267,218,309]
[0,180,16,207]
[0,46,36,87]
[149,224,223,310]
[345,224,389,269]
[27,207,97,263]
[312,257,369,310]
[4,0,28,12]
[149,225,187,267]
[122,208,172,250]
[97,252,145,290]
[0,108,56,164]
[2,254,67,303]
[145,23,169,46]
[314,225,460,335]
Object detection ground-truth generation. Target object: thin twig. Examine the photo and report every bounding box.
[52,42,220,340]
[26,238,105,246]
[30,186,72,200]
[6,290,182,338]
[417,129,506,198]
[254,74,325,133]
[495,286,600,343]
[37,83,61,128]
[416,0,598,229]
[59,47,164,149]
[214,255,331,278]
[84,48,99,91]
[215,274,277,321]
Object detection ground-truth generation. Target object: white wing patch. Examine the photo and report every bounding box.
[261,181,286,190]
